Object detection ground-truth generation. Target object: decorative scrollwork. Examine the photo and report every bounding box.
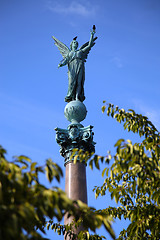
[55,124,95,165]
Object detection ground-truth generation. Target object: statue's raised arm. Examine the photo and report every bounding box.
[52,25,97,103]
[79,25,97,58]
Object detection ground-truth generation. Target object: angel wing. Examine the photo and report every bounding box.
[79,37,98,59]
[52,36,70,59]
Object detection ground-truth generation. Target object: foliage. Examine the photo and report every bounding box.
[46,221,107,240]
[1,101,159,240]
[0,145,115,240]
[73,102,160,239]
[89,102,159,239]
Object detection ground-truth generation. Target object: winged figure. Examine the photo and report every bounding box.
[52,26,97,102]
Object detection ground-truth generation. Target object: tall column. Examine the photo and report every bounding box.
[65,161,87,204]
[55,100,95,238]
[64,161,87,236]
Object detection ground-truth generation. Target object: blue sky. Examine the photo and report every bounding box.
[0,0,160,239]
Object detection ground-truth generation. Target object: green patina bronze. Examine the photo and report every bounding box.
[54,26,96,164]
[55,124,95,165]
[52,25,97,103]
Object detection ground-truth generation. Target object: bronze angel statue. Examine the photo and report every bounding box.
[52,25,97,102]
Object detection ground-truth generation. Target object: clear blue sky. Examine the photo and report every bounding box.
[0,0,160,239]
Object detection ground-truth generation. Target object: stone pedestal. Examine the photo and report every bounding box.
[55,100,95,239]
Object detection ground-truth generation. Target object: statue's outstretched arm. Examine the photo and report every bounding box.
[89,29,96,46]
[79,26,97,54]
[58,56,69,68]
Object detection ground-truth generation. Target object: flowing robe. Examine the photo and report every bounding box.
[65,50,86,102]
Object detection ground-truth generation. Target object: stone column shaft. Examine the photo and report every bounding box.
[64,162,87,238]
[65,162,87,203]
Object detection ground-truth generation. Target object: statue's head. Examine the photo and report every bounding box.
[70,36,78,50]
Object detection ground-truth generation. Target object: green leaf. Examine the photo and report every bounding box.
[102,167,107,177]
[31,162,37,172]
[114,139,124,147]
[102,105,106,113]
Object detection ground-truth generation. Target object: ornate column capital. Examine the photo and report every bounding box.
[55,124,95,165]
